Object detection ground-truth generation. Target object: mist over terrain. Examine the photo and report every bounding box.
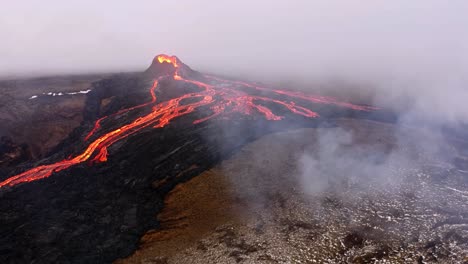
[1,0,467,122]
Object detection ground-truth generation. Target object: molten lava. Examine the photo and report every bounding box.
[156,54,179,67]
[0,54,376,188]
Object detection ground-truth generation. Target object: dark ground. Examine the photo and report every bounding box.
[0,73,466,263]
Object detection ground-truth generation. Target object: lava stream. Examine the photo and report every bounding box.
[0,54,376,188]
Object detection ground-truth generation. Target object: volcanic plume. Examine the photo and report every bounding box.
[0,54,376,188]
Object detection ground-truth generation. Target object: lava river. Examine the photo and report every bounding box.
[0,54,376,188]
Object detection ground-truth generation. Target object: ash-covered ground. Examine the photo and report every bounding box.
[121,119,468,264]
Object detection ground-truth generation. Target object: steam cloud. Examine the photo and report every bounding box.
[298,124,452,195]
[2,1,467,123]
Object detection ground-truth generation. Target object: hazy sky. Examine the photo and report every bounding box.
[1,1,468,121]
[1,1,466,75]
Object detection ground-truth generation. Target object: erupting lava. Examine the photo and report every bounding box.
[156,54,179,67]
[0,55,376,188]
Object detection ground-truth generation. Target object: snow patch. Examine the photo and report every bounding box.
[28,89,92,99]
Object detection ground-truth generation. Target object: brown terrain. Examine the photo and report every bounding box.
[118,119,468,263]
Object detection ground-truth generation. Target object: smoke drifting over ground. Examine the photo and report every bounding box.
[2,1,467,122]
[298,124,452,196]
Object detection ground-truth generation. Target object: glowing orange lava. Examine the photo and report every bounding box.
[0,54,376,188]
[156,54,179,68]
[155,54,181,80]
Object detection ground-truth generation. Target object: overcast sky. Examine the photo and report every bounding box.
[1,1,468,121]
[1,1,466,76]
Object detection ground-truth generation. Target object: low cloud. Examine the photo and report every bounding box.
[1,1,467,122]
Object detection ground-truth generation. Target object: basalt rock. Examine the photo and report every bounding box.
[0,55,397,263]
[0,136,31,168]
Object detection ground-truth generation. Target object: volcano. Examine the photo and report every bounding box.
[4,55,466,263]
[0,54,380,189]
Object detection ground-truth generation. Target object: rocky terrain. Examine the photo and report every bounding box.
[0,74,109,161]
[0,56,466,263]
[119,120,468,263]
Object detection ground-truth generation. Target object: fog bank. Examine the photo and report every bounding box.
[1,1,467,121]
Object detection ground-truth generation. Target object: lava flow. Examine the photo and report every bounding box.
[0,54,376,188]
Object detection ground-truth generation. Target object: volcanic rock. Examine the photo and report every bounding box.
[0,136,31,168]
[0,55,443,264]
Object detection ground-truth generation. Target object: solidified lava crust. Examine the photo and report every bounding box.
[0,55,394,263]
